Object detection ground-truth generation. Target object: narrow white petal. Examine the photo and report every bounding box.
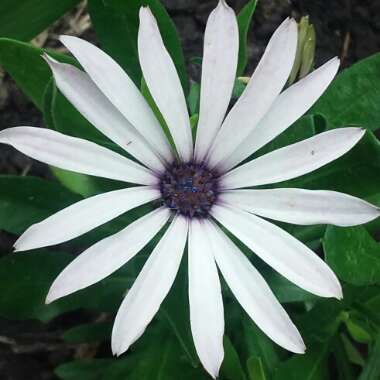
[223,57,340,171]
[194,0,239,162]
[221,127,365,189]
[112,215,188,355]
[188,218,224,379]
[220,189,380,226]
[44,55,165,172]
[46,207,170,303]
[211,205,342,299]
[138,7,193,161]
[59,36,173,163]
[15,187,160,251]
[207,18,298,170]
[0,127,156,184]
[206,220,305,353]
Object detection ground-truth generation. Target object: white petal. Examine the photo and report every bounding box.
[211,204,342,299]
[207,18,298,170]
[59,36,173,164]
[188,218,224,379]
[194,0,239,162]
[221,127,365,189]
[220,189,380,226]
[14,187,160,251]
[46,207,170,303]
[206,220,305,353]
[223,57,340,171]
[0,127,156,184]
[44,55,165,172]
[138,7,193,161]
[112,215,188,355]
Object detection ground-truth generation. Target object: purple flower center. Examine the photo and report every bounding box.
[159,162,220,218]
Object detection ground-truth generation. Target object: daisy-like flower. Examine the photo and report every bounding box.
[1,1,379,377]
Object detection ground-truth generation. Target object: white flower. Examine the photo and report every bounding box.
[1,1,379,378]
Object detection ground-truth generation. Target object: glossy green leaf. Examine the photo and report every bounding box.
[103,325,208,380]
[0,250,72,320]
[324,226,380,286]
[0,248,147,321]
[263,270,317,304]
[247,356,267,380]
[0,0,80,41]
[237,0,257,76]
[340,333,365,367]
[242,318,280,375]
[188,81,200,116]
[0,38,74,109]
[87,0,188,92]
[358,332,380,380]
[160,261,198,367]
[345,315,374,344]
[273,345,329,380]
[297,299,344,345]
[56,359,114,380]
[0,176,80,235]
[221,336,247,380]
[310,53,380,131]
[63,321,113,344]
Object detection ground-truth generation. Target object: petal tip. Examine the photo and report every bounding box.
[139,5,152,19]
[218,0,229,8]
[45,292,55,305]
[333,281,343,300]
[41,53,58,67]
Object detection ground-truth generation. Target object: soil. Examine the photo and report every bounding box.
[0,0,379,379]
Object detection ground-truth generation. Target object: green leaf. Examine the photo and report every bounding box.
[88,0,188,92]
[56,359,114,380]
[324,226,380,286]
[0,38,74,109]
[345,315,374,344]
[247,356,267,380]
[221,336,247,380]
[0,250,73,320]
[358,332,380,380]
[340,333,365,367]
[160,261,198,367]
[187,81,200,116]
[63,321,113,344]
[0,176,80,235]
[263,270,317,304]
[0,0,80,41]
[242,318,280,375]
[50,167,125,197]
[103,324,209,380]
[273,345,329,380]
[0,248,146,321]
[310,53,380,131]
[237,0,257,76]
[297,299,344,345]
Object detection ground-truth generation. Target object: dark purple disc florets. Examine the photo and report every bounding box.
[159,162,220,218]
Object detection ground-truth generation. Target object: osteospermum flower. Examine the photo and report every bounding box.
[1,1,379,377]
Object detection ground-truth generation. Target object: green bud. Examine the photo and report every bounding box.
[288,16,316,85]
